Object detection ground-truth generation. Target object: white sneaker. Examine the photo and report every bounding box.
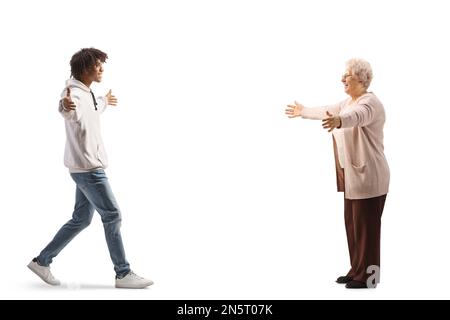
[115,271,153,289]
[27,260,61,286]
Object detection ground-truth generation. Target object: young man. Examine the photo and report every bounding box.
[28,48,153,289]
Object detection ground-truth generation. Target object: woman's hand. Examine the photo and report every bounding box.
[322,111,341,132]
[285,101,304,118]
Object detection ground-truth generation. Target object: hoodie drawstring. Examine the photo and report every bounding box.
[90,90,98,111]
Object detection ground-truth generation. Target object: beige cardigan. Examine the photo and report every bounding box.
[301,92,390,199]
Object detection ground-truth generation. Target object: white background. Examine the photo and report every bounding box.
[1,0,449,300]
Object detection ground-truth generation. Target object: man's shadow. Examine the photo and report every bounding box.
[27,282,116,290]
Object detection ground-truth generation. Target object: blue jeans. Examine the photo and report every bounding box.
[37,169,130,277]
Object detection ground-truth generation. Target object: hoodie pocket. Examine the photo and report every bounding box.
[97,145,104,166]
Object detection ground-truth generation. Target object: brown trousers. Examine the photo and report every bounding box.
[344,194,387,282]
[332,136,387,282]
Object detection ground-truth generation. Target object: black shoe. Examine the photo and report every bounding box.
[345,280,368,289]
[336,276,353,284]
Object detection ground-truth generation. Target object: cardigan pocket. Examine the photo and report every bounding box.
[348,163,369,196]
[351,163,367,174]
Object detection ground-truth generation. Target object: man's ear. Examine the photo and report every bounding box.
[81,66,94,79]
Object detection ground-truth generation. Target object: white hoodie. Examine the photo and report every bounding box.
[58,79,108,172]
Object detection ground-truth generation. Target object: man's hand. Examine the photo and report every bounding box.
[106,89,118,106]
[62,88,76,111]
[322,111,341,132]
[285,101,304,118]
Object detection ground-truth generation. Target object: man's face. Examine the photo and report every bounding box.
[86,59,104,83]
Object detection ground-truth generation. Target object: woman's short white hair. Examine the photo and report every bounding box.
[346,58,373,89]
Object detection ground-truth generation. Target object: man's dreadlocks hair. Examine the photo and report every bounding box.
[70,48,108,81]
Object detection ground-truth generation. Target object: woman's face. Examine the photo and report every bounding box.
[341,69,362,96]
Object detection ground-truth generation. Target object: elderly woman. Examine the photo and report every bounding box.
[285,58,389,289]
